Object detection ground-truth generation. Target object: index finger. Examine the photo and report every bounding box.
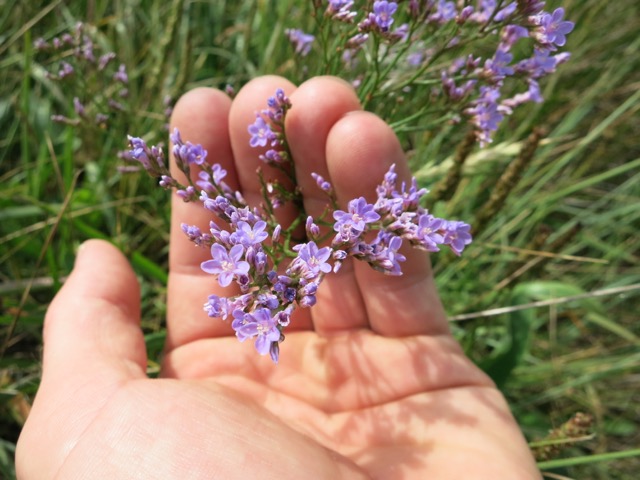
[166,88,238,350]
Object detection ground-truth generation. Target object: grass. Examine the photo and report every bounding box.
[1,1,639,478]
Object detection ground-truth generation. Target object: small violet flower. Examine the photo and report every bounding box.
[533,8,575,50]
[248,116,277,148]
[443,221,473,256]
[373,1,398,31]
[201,244,250,287]
[290,241,333,280]
[231,308,281,356]
[333,197,381,236]
[233,220,269,247]
[284,28,315,56]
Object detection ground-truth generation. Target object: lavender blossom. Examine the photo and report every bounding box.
[201,244,251,287]
[372,1,398,31]
[73,97,86,117]
[333,197,381,239]
[285,28,315,56]
[58,62,74,78]
[465,86,507,146]
[231,308,281,356]
[532,8,575,50]
[415,214,445,252]
[233,221,269,247]
[113,64,128,83]
[248,116,277,148]
[290,241,333,280]
[171,128,208,166]
[428,0,457,24]
[311,172,333,192]
[443,221,473,256]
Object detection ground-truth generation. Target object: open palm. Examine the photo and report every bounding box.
[17,77,540,479]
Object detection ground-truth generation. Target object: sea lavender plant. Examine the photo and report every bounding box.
[292,1,574,145]
[34,22,131,130]
[123,89,472,362]
[122,2,575,363]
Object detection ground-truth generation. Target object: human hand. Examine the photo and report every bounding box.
[17,76,541,479]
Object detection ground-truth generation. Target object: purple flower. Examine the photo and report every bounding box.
[269,342,280,364]
[516,49,568,79]
[248,116,277,148]
[470,0,497,23]
[33,37,48,51]
[333,197,381,236]
[201,243,250,287]
[284,28,315,56]
[327,0,352,14]
[327,0,356,22]
[80,36,95,62]
[171,128,208,166]
[465,86,508,146]
[373,1,398,31]
[233,220,269,247]
[494,2,517,22]
[358,233,406,275]
[502,79,543,109]
[259,149,286,164]
[311,172,332,192]
[203,294,231,319]
[484,49,514,81]
[98,52,116,70]
[231,308,281,356]
[182,223,205,245]
[346,33,369,50]
[533,8,574,50]
[390,178,428,213]
[416,214,445,251]
[443,221,472,255]
[500,25,529,50]
[73,97,86,117]
[290,241,333,279]
[125,136,156,171]
[428,0,457,24]
[58,61,74,78]
[113,64,128,83]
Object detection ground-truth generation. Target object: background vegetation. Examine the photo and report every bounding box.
[1,0,638,478]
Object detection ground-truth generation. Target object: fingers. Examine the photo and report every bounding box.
[285,77,370,333]
[167,88,238,348]
[228,76,297,222]
[40,240,147,382]
[227,77,315,332]
[325,112,450,336]
[167,76,449,351]
[286,77,362,220]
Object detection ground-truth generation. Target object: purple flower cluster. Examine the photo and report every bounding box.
[298,1,574,146]
[124,90,473,363]
[356,1,408,43]
[285,29,315,57]
[247,88,292,166]
[195,161,471,362]
[325,1,356,22]
[34,22,130,128]
[435,4,575,144]
[331,165,472,273]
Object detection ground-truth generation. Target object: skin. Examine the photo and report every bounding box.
[16,76,542,479]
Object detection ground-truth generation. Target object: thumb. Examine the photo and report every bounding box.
[17,240,147,477]
[41,239,147,383]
